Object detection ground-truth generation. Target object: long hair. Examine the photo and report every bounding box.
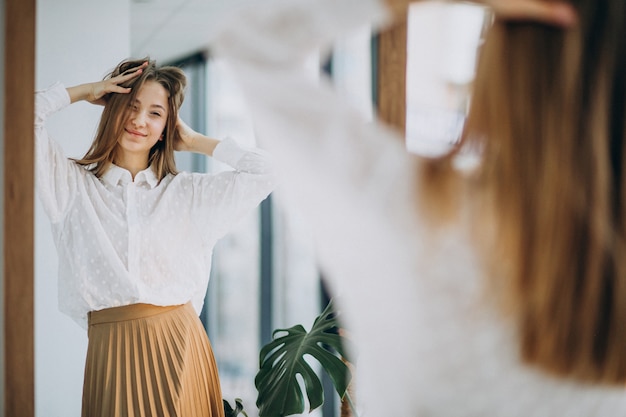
[74,58,187,180]
[422,0,626,383]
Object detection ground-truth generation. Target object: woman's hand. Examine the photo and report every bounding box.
[66,61,148,105]
[174,117,221,156]
[385,0,577,27]
[174,117,197,152]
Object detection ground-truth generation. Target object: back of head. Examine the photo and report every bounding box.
[432,0,626,383]
[76,58,187,180]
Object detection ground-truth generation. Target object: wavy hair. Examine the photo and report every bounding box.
[422,0,626,383]
[74,58,187,180]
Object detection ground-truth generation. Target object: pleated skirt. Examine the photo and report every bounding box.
[82,302,225,417]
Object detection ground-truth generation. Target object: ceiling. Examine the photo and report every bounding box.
[130,0,259,64]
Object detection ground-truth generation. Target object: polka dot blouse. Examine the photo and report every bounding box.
[35,83,277,328]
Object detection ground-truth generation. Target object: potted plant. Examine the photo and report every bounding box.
[224,300,356,417]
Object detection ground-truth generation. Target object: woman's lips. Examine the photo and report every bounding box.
[125,128,146,137]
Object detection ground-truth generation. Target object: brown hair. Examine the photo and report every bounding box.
[74,58,187,180]
[423,0,626,383]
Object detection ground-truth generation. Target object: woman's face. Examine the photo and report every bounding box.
[117,80,169,160]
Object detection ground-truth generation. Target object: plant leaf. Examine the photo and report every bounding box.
[255,300,352,417]
[224,398,249,417]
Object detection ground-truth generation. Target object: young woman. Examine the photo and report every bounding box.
[212,0,626,415]
[35,59,275,416]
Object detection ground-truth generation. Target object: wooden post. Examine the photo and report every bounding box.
[4,0,36,415]
[376,10,408,134]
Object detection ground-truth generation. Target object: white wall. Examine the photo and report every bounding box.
[35,1,130,415]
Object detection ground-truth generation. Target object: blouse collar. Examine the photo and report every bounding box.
[101,164,159,189]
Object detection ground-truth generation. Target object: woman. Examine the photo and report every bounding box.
[35,59,275,416]
[212,0,626,415]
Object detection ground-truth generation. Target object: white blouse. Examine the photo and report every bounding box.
[35,83,276,329]
[212,0,626,415]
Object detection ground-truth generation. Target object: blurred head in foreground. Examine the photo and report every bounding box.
[425,0,626,384]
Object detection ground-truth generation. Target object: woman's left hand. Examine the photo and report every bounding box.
[174,117,197,152]
[174,118,221,156]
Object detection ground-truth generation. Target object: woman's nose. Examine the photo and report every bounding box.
[131,111,147,127]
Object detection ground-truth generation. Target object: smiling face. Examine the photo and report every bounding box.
[116,80,169,164]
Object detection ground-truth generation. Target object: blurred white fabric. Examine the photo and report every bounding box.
[212,0,626,415]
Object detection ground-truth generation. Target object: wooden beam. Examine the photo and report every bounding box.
[4,0,36,415]
[376,13,408,134]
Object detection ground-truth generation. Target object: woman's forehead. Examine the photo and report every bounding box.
[134,80,169,109]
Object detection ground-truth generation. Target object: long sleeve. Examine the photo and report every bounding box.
[191,137,276,242]
[35,82,80,224]
[213,0,420,297]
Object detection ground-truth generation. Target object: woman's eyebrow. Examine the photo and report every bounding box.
[132,98,166,111]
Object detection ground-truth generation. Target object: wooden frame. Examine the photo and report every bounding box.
[376,12,408,134]
[4,0,36,415]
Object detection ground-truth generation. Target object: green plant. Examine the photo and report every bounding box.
[224,398,248,417]
[254,300,355,417]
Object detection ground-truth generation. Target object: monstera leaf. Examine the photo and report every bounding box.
[223,398,248,417]
[255,300,352,417]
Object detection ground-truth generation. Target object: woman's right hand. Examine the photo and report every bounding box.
[67,61,148,105]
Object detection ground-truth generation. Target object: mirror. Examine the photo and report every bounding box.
[35,1,323,415]
[36,1,480,415]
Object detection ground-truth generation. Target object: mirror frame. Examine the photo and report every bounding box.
[4,0,36,415]
[376,10,408,133]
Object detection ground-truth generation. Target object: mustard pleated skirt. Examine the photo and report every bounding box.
[81,302,225,417]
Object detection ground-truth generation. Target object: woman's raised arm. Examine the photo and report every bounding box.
[174,117,221,157]
[66,61,148,105]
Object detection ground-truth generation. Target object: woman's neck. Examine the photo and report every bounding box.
[114,152,149,180]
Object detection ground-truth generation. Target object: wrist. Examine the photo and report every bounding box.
[190,134,220,156]
[66,84,92,104]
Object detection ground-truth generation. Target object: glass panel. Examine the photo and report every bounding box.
[202,56,322,414]
[201,57,262,408]
[184,53,333,416]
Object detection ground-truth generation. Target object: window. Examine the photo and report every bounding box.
[173,53,324,415]
[174,25,382,410]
